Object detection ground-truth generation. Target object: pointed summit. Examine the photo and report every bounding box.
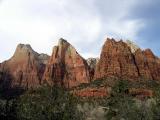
[57,38,76,52]
[125,40,140,53]
[0,43,49,88]
[58,38,68,45]
[15,44,35,55]
[12,44,38,60]
[144,49,156,59]
[17,43,32,49]
[43,39,90,88]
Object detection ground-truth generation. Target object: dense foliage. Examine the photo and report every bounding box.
[1,80,160,120]
[105,80,160,120]
[0,85,83,120]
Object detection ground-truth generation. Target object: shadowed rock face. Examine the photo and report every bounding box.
[87,58,99,70]
[0,44,49,89]
[87,58,99,80]
[43,38,90,88]
[134,49,160,80]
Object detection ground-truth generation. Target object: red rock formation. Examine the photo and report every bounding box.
[94,38,160,81]
[0,37,160,91]
[94,38,139,80]
[144,49,160,80]
[0,44,49,88]
[72,87,109,98]
[134,49,153,80]
[129,88,153,100]
[43,38,90,88]
[134,49,160,80]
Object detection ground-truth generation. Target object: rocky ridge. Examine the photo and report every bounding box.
[0,37,160,98]
[94,38,160,82]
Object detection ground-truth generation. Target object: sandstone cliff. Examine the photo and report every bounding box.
[94,38,139,80]
[43,38,90,88]
[0,37,160,92]
[0,44,49,88]
[94,38,160,81]
[134,49,160,80]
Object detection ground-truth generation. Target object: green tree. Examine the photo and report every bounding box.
[16,85,83,120]
[105,80,154,120]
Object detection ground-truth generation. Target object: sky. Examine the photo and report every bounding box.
[0,0,160,62]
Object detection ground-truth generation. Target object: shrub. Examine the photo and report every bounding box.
[16,85,83,120]
[105,80,155,120]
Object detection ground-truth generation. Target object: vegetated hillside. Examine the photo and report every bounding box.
[1,79,160,120]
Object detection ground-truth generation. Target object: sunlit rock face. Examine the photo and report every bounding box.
[94,38,139,80]
[0,44,49,89]
[43,38,90,88]
[125,40,140,53]
[94,38,160,81]
[0,37,160,91]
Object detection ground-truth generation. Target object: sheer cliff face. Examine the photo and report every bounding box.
[0,44,49,88]
[94,38,139,80]
[94,38,160,81]
[0,39,90,89]
[43,38,90,88]
[0,37,160,90]
[134,49,160,80]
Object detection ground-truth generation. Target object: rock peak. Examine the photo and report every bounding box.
[11,43,38,61]
[15,43,35,55]
[17,43,32,50]
[58,38,68,46]
[125,40,139,53]
[106,38,116,43]
[57,38,77,56]
[0,44,49,88]
[43,38,90,88]
[144,49,156,59]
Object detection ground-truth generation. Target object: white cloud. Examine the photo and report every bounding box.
[105,19,145,40]
[0,0,145,62]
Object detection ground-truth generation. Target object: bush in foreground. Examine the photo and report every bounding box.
[16,85,83,120]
